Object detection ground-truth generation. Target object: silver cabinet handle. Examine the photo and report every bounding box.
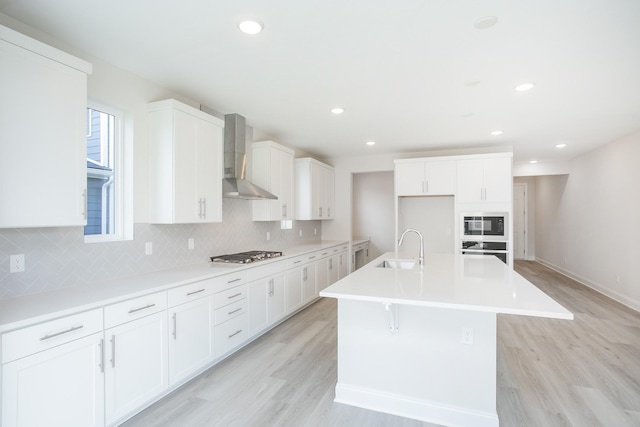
[110,335,116,368]
[309,256,316,260]
[228,292,242,300]
[293,260,301,264]
[187,289,205,296]
[39,325,83,341]
[82,189,87,220]
[128,303,156,314]
[268,279,274,296]
[329,259,333,270]
[172,313,177,339]
[328,207,331,217]
[99,338,105,373]
[228,329,243,339]
[303,267,308,281]
[227,278,242,284]
[319,207,323,218]
[228,308,242,315]
[203,198,207,218]
[282,204,287,218]
[198,198,203,218]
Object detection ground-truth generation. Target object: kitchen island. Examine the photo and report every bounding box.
[320,252,573,427]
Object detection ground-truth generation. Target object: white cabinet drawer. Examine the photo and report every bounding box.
[214,299,247,326]
[104,291,167,329]
[245,260,284,282]
[168,278,217,307]
[2,308,103,363]
[214,312,248,356]
[213,285,247,310]
[214,271,246,290]
[286,252,317,269]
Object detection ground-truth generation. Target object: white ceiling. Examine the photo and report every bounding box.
[2,0,640,163]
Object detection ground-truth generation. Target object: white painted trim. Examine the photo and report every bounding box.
[535,258,640,313]
[335,383,499,427]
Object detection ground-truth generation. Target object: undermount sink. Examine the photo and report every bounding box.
[377,259,417,270]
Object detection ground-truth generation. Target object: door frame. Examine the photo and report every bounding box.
[513,182,528,260]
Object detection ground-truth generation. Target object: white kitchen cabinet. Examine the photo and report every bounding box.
[338,246,349,279]
[315,250,331,293]
[302,263,317,304]
[252,141,295,221]
[248,273,286,337]
[213,283,248,357]
[285,252,319,312]
[395,160,456,196]
[0,24,91,228]
[148,99,223,224]
[103,292,168,425]
[352,241,370,272]
[167,291,214,386]
[456,157,512,203]
[1,309,104,427]
[295,158,335,220]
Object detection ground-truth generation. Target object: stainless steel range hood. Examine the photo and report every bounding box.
[222,113,277,200]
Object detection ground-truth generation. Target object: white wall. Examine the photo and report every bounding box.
[534,130,640,311]
[352,172,395,260]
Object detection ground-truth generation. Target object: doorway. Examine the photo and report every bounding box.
[513,183,527,259]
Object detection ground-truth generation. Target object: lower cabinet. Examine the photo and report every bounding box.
[167,295,214,386]
[1,332,105,427]
[316,255,329,293]
[104,311,168,424]
[248,273,286,337]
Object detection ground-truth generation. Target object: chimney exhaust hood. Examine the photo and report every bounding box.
[222,113,277,200]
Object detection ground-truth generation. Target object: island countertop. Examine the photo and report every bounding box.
[320,252,573,320]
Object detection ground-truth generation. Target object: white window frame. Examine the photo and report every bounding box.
[84,100,133,243]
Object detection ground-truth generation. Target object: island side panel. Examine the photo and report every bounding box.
[335,299,499,427]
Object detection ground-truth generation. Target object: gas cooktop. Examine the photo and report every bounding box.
[210,250,283,264]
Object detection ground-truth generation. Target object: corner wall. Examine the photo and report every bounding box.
[534,130,640,311]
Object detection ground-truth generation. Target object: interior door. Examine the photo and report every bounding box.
[513,183,527,259]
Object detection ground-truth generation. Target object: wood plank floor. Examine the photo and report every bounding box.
[121,261,640,427]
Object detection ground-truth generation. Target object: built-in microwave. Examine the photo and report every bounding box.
[461,213,508,241]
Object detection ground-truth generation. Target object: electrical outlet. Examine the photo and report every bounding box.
[299,229,303,237]
[188,238,194,250]
[314,228,317,235]
[145,242,153,255]
[266,232,271,241]
[461,327,474,345]
[10,254,25,273]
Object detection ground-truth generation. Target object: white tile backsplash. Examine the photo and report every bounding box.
[0,199,321,299]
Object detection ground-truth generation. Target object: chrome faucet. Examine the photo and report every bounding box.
[398,229,424,265]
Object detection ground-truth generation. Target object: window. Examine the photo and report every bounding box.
[84,102,132,242]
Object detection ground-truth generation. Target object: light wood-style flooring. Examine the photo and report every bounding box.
[121,261,640,426]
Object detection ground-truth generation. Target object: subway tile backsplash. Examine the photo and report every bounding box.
[0,199,321,299]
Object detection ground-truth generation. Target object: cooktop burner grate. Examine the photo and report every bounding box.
[210,250,283,264]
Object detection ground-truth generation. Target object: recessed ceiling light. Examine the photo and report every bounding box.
[238,20,263,35]
[331,107,344,115]
[474,16,498,30]
[461,112,474,118]
[464,80,481,87]
[555,143,567,149]
[515,82,535,92]
[491,130,503,136]
[529,160,538,164]
[366,141,376,146]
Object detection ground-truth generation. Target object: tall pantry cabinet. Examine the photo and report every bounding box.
[148,99,224,224]
[0,24,92,228]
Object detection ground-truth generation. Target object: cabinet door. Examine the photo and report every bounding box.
[425,161,456,195]
[395,162,425,196]
[0,38,87,227]
[328,255,339,285]
[248,279,268,337]
[197,118,223,222]
[268,274,287,323]
[171,109,199,223]
[279,149,295,220]
[302,263,317,303]
[316,258,329,292]
[456,159,484,202]
[105,312,168,424]
[285,267,304,313]
[2,333,104,427]
[322,166,335,219]
[483,157,511,202]
[168,296,214,385]
[338,251,349,279]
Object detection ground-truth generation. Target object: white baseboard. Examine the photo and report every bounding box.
[535,258,640,313]
[334,383,499,427]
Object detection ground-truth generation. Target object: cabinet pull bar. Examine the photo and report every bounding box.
[186,289,205,296]
[39,325,83,341]
[228,308,243,315]
[227,292,242,299]
[128,303,156,314]
[172,313,177,339]
[99,338,105,373]
[227,278,242,283]
[228,329,243,339]
[110,335,116,368]
[203,198,207,218]
[293,260,302,264]
[309,256,316,259]
[82,189,87,220]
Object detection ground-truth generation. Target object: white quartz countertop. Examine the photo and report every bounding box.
[0,240,347,332]
[320,252,573,320]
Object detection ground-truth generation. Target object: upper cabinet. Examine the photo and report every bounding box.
[148,99,223,224]
[0,25,92,228]
[395,159,456,196]
[251,141,295,221]
[456,156,512,203]
[295,158,335,220]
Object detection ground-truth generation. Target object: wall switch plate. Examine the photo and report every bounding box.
[10,254,25,273]
[266,232,270,241]
[145,242,153,255]
[461,327,474,345]
[314,228,317,235]
[188,238,194,250]
[299,229,303,237]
